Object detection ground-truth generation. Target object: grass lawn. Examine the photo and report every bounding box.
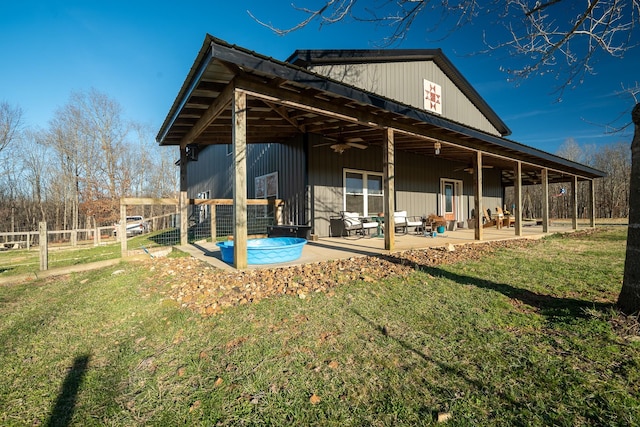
[1,227,638,426]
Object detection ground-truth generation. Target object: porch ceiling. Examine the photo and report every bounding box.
[157,35,605,186]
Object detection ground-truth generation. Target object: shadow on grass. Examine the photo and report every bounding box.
[351,309,519,414]
[379,254,613,320]
[146,229,180,247]
[46,354,90,427]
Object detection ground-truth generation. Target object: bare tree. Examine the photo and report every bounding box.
[47,100,84,232]
[21,129,51,222]
[0,101,23,154]
[44,89,135,228]
[251,0,639,91]
[0,103,24,231]
[76,89,131,202]
[593,142,631,217]
[556,138,586,163]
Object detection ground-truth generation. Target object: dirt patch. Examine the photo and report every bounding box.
[143,239,536,317]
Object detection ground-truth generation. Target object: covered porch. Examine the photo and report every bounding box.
[179,222,580,271]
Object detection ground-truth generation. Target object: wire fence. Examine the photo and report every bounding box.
[189,204,276,242]
[0,198,283,275]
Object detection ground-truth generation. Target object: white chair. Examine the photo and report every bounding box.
[393,210,423,234]
[341,211,377,237]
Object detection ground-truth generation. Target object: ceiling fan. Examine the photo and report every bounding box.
[313,137,367,154]
[454,164,494,174]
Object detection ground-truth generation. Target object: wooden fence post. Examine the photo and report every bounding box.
[120,201,127,257]
[210,203,217,241]
[39,222,48,271]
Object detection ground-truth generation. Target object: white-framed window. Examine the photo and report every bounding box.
[343,169,383,217]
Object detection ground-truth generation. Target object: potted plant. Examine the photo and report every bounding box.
[427,214,447,233]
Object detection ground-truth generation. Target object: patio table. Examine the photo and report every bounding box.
[370,216,384,238]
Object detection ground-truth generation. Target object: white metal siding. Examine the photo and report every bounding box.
[311,62,500,136]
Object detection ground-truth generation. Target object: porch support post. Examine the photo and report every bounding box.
[541,168,549,233]
[589,179,596,228]
[514,161,523,236]
[383,128,395,251]
[233,89,248,269]
[179,146,189,246]
[571,175,578,230]
[473,151,483,241]
[180,191,188,246]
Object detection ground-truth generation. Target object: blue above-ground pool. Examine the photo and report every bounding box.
[216,237,307,265]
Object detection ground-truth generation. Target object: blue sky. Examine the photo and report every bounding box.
[2,1,638,155]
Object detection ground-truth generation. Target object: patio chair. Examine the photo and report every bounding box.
[393,210,423,234]
[482,208,498,229]
[340,211,378,237]
[496,207,515,227]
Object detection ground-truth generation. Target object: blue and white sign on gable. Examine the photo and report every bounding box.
[423,79,442,115]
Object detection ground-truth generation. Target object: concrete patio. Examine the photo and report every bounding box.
[179,222,581,270]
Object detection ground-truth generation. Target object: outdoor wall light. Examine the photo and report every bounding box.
[434,142,441,155]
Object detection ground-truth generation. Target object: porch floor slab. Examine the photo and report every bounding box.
[179,223,580,270]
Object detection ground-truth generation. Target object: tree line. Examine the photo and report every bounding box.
[504,138,631,220]
[0,89,177,233]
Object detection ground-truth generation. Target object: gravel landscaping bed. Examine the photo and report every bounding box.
[143,239,538,316]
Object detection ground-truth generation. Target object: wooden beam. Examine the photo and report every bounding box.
[262,100,306,132]
[473,151,483,241]
[121,197,179,206]
[233,89,248,269]
[120,197,283,206]
[514,161,523,236]
[179,80,234,149]
[590,179,596,228]
[190,198,284,206]
[542,168,549,233]
[236,74,597,182]
[235,75,380,129]
[383,128,395,251]
[571,175,578,230]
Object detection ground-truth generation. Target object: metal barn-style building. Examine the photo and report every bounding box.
[157,35,604,268]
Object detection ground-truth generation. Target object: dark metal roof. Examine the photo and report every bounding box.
[157,34,605,184]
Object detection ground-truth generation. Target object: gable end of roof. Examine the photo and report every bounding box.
[286,48,511,137]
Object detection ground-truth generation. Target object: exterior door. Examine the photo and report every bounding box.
[440,179,463,223]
